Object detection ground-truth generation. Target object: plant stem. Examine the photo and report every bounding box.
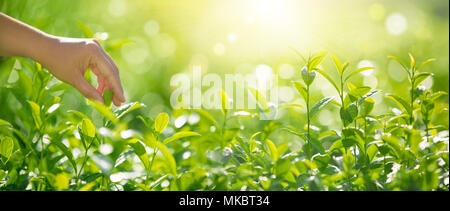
[306,84,311,159]
[409,72,415,125]
[76,140,93,189]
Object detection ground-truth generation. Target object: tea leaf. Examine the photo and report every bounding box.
[81,118,96,138]
[155,113,169,134]
[408,53,415,70]
[388,56,410,75]
[315,68,339,92]
[292,81,308,101]
[308,51,328,70]
[103,90,113,107]
[413,72,433,89]
[330,53,343,74]
[310,96,334,118]
[344,66,375,82]
[163,131,200,145]
[416,58,436,70]
[266,139,279,162]
[128,138,150,169]
[27,100,42,130]
[386,94,411,113]
[301,67,316,85]
[312,154,330,170]
[0,136,14,164]
[153,140,177,176]
[115,102,145,119]
[248,87,269,112]
[48,137,77,173]
[340,103,358,127]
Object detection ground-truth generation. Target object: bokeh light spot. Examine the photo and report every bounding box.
[386,13,408,35]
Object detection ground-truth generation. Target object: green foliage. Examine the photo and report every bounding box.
[0,10,447,191]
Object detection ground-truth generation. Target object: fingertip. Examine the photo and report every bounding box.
[113,95,121,106]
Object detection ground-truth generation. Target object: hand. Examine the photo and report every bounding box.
[38,37,126,106]
[0,12,126,106]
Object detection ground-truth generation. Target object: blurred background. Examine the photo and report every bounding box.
[1,0,448,132]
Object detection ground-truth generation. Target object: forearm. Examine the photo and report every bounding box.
[0,12,54,62]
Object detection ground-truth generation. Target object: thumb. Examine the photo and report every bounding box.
[73,77,104,103]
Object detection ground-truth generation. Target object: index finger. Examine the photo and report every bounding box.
[92,49,126,103]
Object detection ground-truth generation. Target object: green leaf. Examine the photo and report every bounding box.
[68,110,89,122]
[315,68,339,93]
[279,104,303,110]
[81,118,96,138]
[282,126,307,140]
[310,96,334,118]
[194,109,217,126]
[344,86,371,106]
[0,119,12,128]
[275,158,291,176]
[386,94,411,114]
[103,90,113,107]
[388,56,410,75]
[0,136,14,164]
[220,89,231,113]
[328,140,343,154]
[312,154,330,170]
[330,53,343,74]
[155,113,169,134]
[431,91,448,101]
[153,140,177,177]
[301,67,316,85]
[162,131,200,145]
[366,144,378,163]
[340,103,358,127]
[309,137,326,154]
[128,138,150,169]
[27,100,42,130]
[360,97,375,116]
[115,102,145,119]
[49,137,77,173]
[345,66,375,82]
[266,139,279,161]
[248,87,269,111]
[408,53,415,70]
[308,51,328,70]
[249,132,261,152]
[87,100,118,123]
[416,58,436,70]
[357,89,379,105]
[413,72,433,89]
[292,81,308,101]
[137,115,154,129]
[381,135,402,159]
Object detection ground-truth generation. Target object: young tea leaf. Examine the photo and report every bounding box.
[27,100,42,130]
[310,96,334,118]
[292,81,308,101]
[155,113,169,134]
[162,131,200,145]
[81,118,96,138]
[0,136,14,164]
[103,90,113,107]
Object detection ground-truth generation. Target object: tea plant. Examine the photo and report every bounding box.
[0,50,448,191]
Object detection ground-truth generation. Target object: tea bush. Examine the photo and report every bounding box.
[0,0,448,191]
[0,50,448,191]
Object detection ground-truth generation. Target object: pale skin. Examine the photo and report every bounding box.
[0,12,125,106]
